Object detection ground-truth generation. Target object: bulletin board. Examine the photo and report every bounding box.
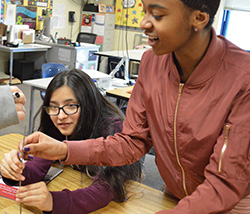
[27,0,48,7]
[2,0,52,30]
[1,0,4,19]
[115,0,145,28]
[16,6,37,28]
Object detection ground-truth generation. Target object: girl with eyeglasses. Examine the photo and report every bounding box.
[1,69,142,213]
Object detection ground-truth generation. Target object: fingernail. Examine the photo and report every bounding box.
[28,155,34,160]
[18,152,20,158]
[24,147,30,152]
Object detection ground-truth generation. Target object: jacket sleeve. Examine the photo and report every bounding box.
[3,158,53,186]
[0,85,19,129]
[46,177,114,214]
[156,84,250,213]
[61,65,153,167]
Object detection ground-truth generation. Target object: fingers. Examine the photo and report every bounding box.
[21,132,48,159]
[16,182,53,212]
[1,150,25,181]
[21,131,68,160]
[10,86,26,121]
[10,86,26,105]
[22,131,42,147]
[15,103,25,121]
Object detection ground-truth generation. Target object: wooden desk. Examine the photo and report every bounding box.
[0,133,177,213]
[106,86,134,106]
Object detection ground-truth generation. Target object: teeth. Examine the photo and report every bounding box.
[149,36,158,40]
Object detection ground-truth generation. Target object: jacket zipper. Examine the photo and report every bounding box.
[174,83,188,196]
[218,125,230,173]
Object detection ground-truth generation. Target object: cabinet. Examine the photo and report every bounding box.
[36,41,100,71]
[81,12,115,51]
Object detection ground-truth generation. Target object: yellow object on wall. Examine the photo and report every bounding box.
[115,0,145,28]
[3,0,51,30]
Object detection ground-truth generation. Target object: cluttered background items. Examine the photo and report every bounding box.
[0,22,35,47]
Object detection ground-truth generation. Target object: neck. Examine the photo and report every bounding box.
[174,29,212,83]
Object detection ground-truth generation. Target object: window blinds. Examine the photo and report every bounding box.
[225,0,250,11]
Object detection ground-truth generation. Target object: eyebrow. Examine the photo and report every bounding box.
[148,4,168,10]
[141,0,168,10]
[49,99,76,104]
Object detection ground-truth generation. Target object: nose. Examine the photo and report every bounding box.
[140,14,153,30]
[57,109,68,119]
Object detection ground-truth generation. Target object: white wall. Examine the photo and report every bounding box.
[50,0,84,41]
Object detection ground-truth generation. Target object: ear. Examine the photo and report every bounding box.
[192,10,210,31]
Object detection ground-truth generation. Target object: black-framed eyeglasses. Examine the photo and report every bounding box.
[44,104,80,116]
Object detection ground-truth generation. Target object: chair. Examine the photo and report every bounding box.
[40,63,66,99]
[32,63,66,132]
[76,32,97,44]
[41,63,66,78]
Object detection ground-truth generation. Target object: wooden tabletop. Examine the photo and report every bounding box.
[0,133,177,213]
[106,86,134,100]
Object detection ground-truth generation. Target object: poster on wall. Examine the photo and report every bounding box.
[1,0,4,19]
[16,6,37,29]
[48,0,53,16]
[5,0,23,5]
[2,0,53,23]
[28,0,48,7]
[115,0,144,28]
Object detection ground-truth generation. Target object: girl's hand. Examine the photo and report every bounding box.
[16,181,53,212]
[20,131,68,161]
[1,149,25,181]
[10,86,26,121]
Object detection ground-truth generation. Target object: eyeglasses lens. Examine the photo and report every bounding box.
[45,104,79,116]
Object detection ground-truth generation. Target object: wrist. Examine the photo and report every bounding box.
[60,142,68,161]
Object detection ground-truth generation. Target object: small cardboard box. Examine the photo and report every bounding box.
[0,23,7,36]
[21,29,35,44]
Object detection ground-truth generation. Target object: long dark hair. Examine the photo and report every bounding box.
[39,69,141,202]
[39,69,124,140]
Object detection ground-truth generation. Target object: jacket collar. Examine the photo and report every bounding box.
[170,28,226,86]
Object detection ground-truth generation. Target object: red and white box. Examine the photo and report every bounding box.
[0,178,18,200]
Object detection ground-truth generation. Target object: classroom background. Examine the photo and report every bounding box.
[0,0,249,81]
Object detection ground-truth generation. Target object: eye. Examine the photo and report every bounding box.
[152,15,163,20]
[50,105,58,109]
[67,104,77,108]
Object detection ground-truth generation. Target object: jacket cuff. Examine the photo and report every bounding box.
[60,140,93,165]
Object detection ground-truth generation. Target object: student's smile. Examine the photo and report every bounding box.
[49,85,80,137]
[147,36,160,47]
[57,122,72,129]
[140,0,194,56]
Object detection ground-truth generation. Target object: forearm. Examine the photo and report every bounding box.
[61,133,150,166]
[21,158,53,185]
[2,158,53,186]
[48,180,114,214]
